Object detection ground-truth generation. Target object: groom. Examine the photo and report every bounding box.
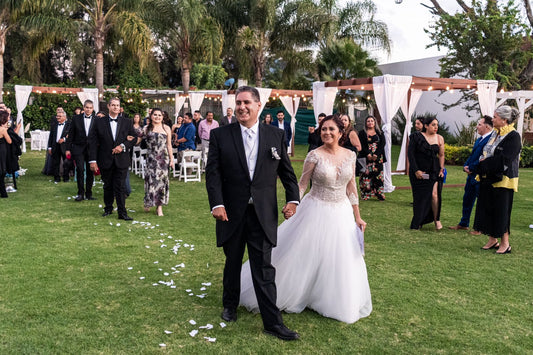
[205,86,300,341]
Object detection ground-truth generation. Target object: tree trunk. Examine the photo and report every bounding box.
[0,32,5,102]
[181,60,191,95]
[95,49,104,96]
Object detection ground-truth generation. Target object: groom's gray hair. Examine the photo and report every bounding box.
[236,86,260,102]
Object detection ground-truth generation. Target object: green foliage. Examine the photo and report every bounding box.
[454,120,477,146]
[444,144,472,165]
[519,145,533,167]
[190,63,227,90]
[426,0,532,111]
[103,86,149,119]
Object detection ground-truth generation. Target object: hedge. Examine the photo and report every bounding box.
[444,143,533,168]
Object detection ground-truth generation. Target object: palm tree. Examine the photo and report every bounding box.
[74,0,153,94]
[147,0,223,94]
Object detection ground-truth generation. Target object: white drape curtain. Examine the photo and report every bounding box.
[222,91,235,117]
[76,88,99,114]
[279,96,300,154]
[256,88,272,119]
[476,80,498,116]
[174,94,186,122]
[373,75,412,192]
[396,89,423,171]
[189,92,205,113]
[312,81,337,124]
[15,85,33,153]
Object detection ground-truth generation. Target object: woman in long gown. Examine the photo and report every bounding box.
[240,115,372,324]
[358,116,386,201]
[141,108,173,216]
[408,117,445,230]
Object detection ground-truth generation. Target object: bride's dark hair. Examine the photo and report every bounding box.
[318,114,346,145]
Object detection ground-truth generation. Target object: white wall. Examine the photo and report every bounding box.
[379,56,479,133]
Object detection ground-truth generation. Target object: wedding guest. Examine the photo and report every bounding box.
[198,111,219,157]
[176,113,196,162]
[171,115,184,147]
[358,115,386,201]
[307,113,325,152]
[0,111,12,197]
[239,114,371,324]
[474,106,521,254]
[414,117,424,132]
[141,108,173,216]
[263,113,273,125]
[220,107,235,126]
[449,116,493,232]
[124,113,144,198]
[0,105,22,190]
[272,111,292,148]
[408,116,445,230]
[193,110,202,147]
[47,111,71,183]
[162,111,172,128]
[73,107,82,116]
[340,113,361,153]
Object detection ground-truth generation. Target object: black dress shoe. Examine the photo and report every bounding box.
[102,211,112,217]
[264,324,300,341]
[118,214,133,221]
[75,195,84,201]
[221,308,237,322]
[85,196,96,200]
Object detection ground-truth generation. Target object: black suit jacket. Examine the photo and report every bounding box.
[206,122,299,247]
[220,115,236,126]
[88,115,136,170]
[66,113,95,155]
[48,120,71,155]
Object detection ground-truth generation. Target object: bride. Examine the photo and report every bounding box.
[240,114,372,324]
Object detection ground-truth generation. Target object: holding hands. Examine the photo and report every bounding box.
[282,203,297,219]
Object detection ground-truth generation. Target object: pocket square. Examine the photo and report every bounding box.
[271,147,281,160]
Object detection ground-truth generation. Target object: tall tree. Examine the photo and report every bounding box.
[424,0,532,110]
[148,0,223,94]
[73,0,153,94]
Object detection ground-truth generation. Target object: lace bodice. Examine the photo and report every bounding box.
[299,148,359,205]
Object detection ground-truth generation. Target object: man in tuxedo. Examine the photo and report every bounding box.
[220,107,235,126]
[449,115,493,232]
[272,110,292,148]
[205,86,300,341]
[66,100,96,201]
[88,98,136,220]
[47,111,71,183]
[308,112,326,152]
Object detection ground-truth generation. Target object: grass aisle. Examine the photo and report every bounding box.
[1,146,532,354]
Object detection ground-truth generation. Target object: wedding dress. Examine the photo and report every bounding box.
[240,148,372,323]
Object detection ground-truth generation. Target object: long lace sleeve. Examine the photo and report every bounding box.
[298,150,318,199]
[346,154,359,205]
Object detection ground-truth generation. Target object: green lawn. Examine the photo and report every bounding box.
[1,145,532,354]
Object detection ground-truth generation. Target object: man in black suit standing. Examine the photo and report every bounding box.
[88,98,136,220]
[47,111,71,183]
[66,100,96,201]
[220,107,235,126]
[205,86,300,341]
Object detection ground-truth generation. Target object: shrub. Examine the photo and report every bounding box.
[444,144,473,165]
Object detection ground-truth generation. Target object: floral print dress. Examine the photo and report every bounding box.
[358,130,386,200]
[143,131,170,207]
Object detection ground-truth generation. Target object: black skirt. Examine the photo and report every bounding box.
[473,183,514,238]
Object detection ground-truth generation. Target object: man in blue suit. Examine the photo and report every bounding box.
[449,116,493,232]
[272,110,292,148]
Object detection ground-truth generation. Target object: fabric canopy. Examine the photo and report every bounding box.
[174,94,186,122]
[373,75,413,192]
[189,92,205,113]
[256,88,272,119]
[476,80,498,117]
[76,88,99,114]
[279,96,300,154]
[312,81,337,124]
[396,89,423,171]
[15,85,33,153]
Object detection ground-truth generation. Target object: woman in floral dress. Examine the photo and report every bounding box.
[141,108,173,216]
[358,116,386,201]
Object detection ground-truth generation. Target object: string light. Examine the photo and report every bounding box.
[467,84,471,89]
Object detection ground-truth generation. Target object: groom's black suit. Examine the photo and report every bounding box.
[205,122,299,327]
[67,112,95,198]
[88,114,136,216]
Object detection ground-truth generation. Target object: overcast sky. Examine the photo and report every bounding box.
[368,0,462,64]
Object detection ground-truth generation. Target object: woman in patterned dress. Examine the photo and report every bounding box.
[141,108,173,216]
[358,116,386,201]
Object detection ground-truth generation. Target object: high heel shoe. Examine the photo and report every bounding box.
[496,246,512,254]
[481,242,499,250]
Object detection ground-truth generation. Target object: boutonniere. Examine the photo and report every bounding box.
[271,147,281,160]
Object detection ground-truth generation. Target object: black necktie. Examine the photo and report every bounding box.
[110,118,117,123]
[85,116,91,120]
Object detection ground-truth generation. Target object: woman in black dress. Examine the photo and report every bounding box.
[474,106,521,254]
[358,116,386,200]
[340,113,361,153]
[408,117,445,230]
[0,111,13,197]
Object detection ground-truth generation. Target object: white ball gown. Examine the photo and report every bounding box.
[240,148,372,323]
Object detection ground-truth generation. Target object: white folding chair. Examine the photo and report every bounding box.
[131,146,142,174]
[30,130,42,150]
[139,148,147,179]
[172,148,180,178]
[179,151,202,182]
[40,131,50,151]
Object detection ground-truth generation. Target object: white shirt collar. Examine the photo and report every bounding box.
[240,120,259,135]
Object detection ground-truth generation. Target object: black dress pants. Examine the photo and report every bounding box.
[73,149,94,197]
[222,204,282,328]
[100,165,127,216]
